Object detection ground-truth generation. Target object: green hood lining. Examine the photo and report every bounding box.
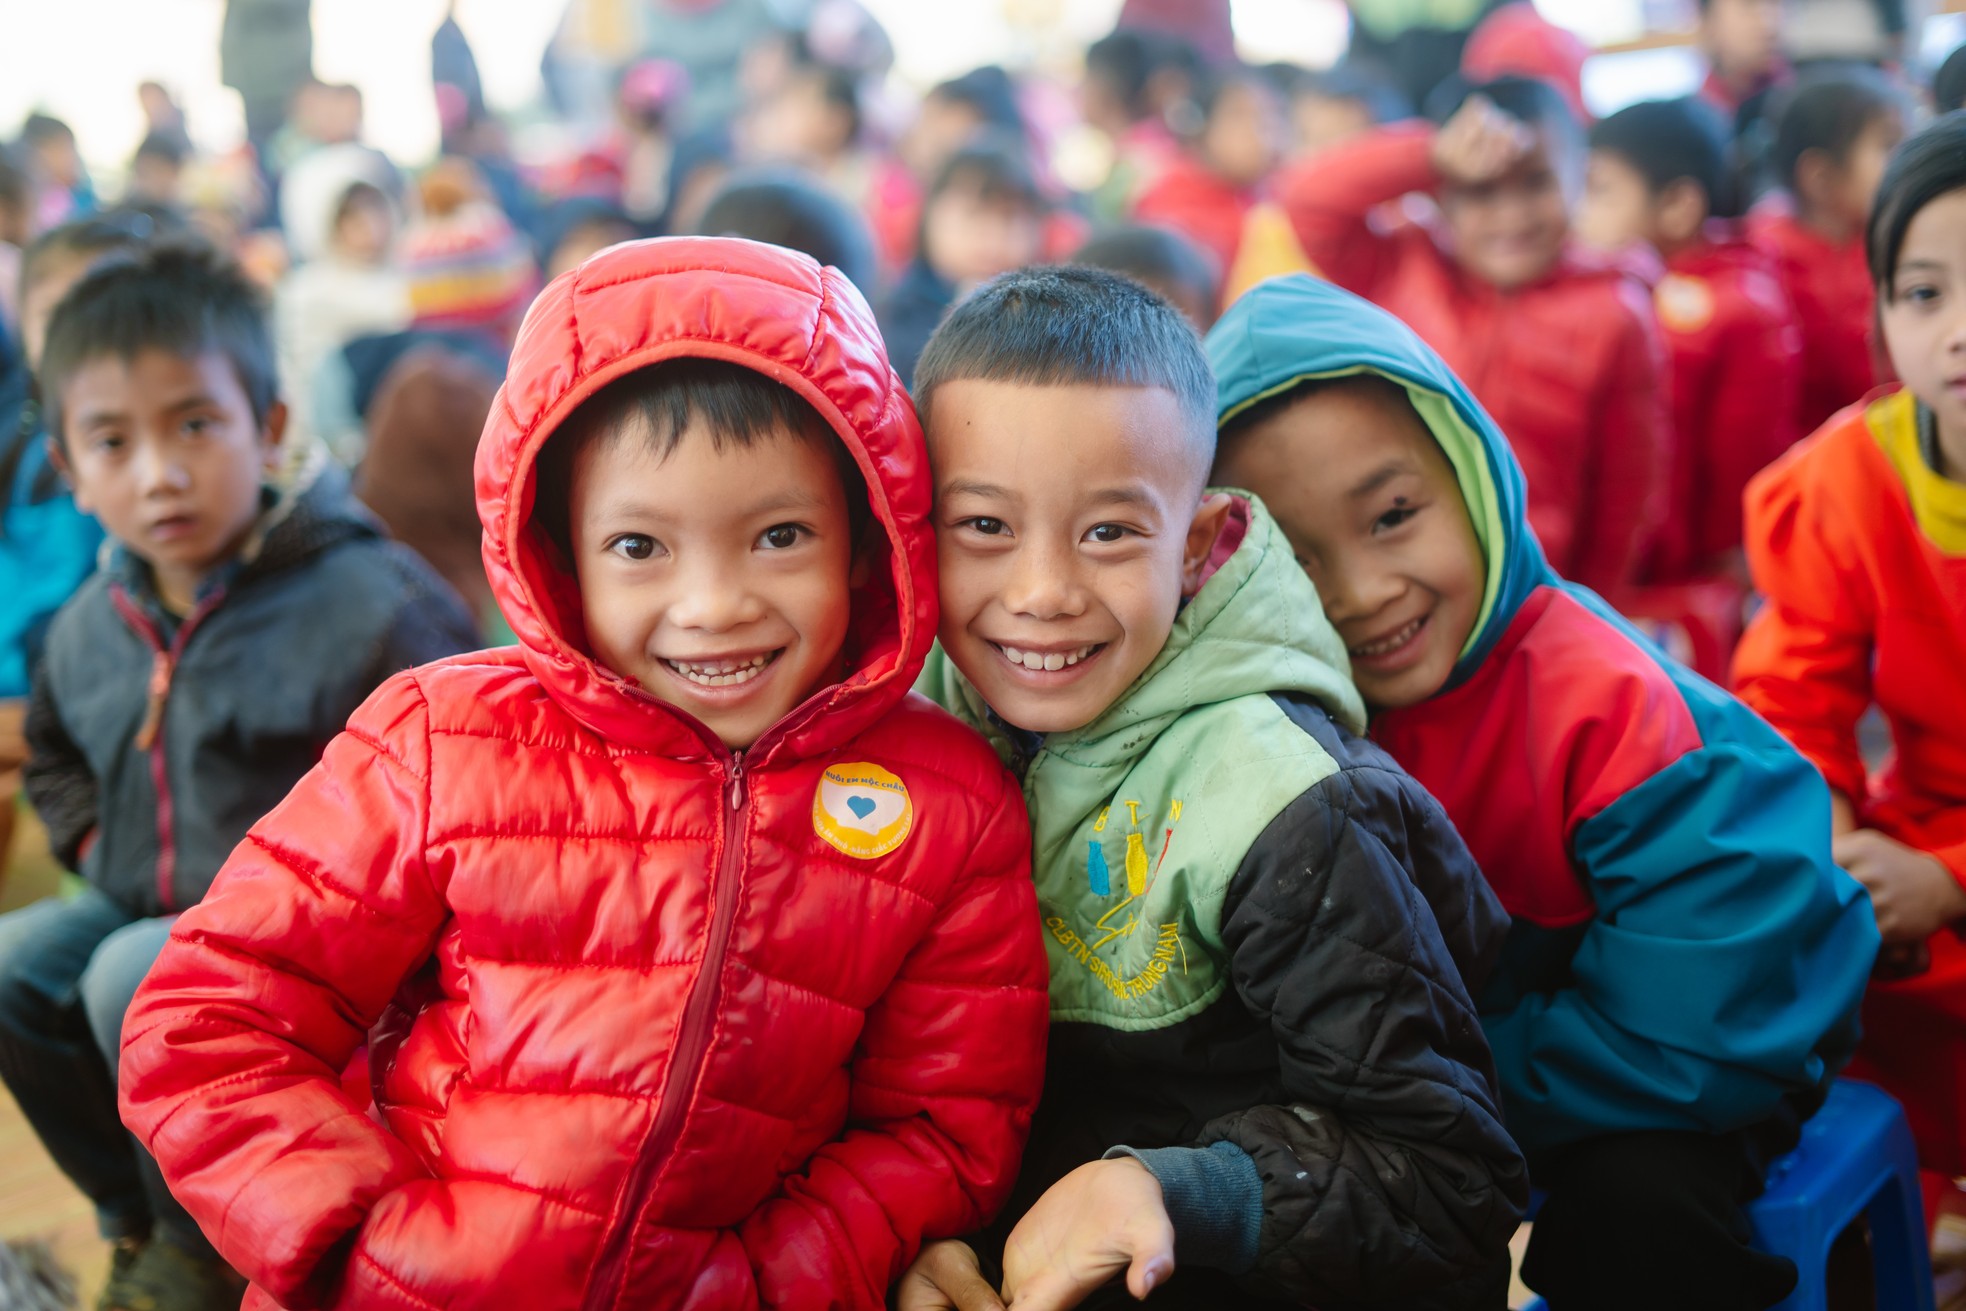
[1217,365,1504,660]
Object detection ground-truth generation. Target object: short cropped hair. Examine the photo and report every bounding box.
[1071,225,1220,313]
[532,357,870,554]
[910,264,1216,457]
[696,169,878,294]
[1589,97,1735,216]
[1869,110,1966,294]
[38,237,277,446]
[1770,66,1903,193]
[1937,44,1966,116]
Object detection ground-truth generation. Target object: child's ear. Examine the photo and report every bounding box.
[1794,147,1834,212]
[44,433,86,511]
[258,398,289,478]
[1657,178,1709,245]
[1180,492,1236,598]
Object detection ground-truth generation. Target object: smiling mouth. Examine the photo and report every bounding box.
[993,642,1105,673]
[660,650,782,688]
[1349,616,1427,660]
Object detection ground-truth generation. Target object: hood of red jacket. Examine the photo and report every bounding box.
[475,235,934,762]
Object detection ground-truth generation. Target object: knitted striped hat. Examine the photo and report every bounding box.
[400,163,539,331]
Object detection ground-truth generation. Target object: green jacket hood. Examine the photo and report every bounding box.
[1205,275,1555,685]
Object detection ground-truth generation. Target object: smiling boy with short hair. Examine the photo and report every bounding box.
[3,238,478,1311]
[900,265,1525,1311]
[1207,273,1876,1311]
[118,237,1050,1310]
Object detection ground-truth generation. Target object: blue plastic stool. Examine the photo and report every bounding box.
[1518,1080,1934,1311]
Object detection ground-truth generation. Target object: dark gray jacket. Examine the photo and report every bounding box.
[24,470,478,917]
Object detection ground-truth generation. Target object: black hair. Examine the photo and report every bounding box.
[532,358,870,554]
[133,131,188,168]
[1216,374,1426,471]
[19,211,154,313]
[696,169,878,294]
[911,264,1216,459]
[1769,65,1902,193]
[1296,59,1414,123]
[926,135,1045,212]
[18,113,74,150]
[38,237,278,447]
[930,65,1025,140]
[1085,29,1198,123]
[334,180,389,226]
[1071,225,1219,312]
[810,64,863,146]
[1589,97,1735,216]
[0,144,27,216]
[1868,110,1966,294]
[1179,63,1277,139]
[1937,44,1966,116]
[1430,74,1583,156]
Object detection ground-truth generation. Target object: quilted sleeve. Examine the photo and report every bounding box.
[737,764,1051,1308]
[1276,124,1437,299]
[1733,437,1875,805]
[118,673,450,1308]
[1190,764,1528,1307]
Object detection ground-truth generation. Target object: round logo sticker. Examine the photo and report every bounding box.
[813,762,914,859]
[1655,273,1716,335]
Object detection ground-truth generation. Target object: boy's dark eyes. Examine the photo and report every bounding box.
[1373,501,1419,533]
[1903,284,1943,304]
[1084,523,1131,544]
[606,533,659,561]
[758,523,807,550]
[959,516,1008,536]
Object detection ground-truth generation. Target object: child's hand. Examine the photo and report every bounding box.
[1835,828,1966,942]
[896,1241,1004,1311]
[1431,95,1534,186]
[1000,1158,1175,1310]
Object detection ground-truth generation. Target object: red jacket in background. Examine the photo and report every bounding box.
[1734,389,1966,1170]
[118,238,1052,1310]
[1279,124,1671,597]
[1748,201,1882,435]
[1130,152,1253,279]
[1651,225,1803,577]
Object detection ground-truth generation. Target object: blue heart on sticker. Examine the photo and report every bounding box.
[847,795,877,819]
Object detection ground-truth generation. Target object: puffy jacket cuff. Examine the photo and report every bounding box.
[1104,1141,1262,1275]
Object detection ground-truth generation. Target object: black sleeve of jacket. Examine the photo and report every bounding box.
[371,547,483,681]
[1201,757,1529,1307]
[22,657,97,872]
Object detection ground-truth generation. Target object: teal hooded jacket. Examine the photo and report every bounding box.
[1207,275,1877,1155]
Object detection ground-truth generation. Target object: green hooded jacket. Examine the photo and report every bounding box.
[919,496,1527,1306]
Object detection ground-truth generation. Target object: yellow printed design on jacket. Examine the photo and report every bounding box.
[813,762,914,859]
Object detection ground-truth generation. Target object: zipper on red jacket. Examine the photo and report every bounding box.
[108,583,225,912]
[583,752,750,1311]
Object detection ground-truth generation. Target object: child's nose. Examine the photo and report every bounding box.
[1000,541,1085,620]
[665,561,764,632]
[135,443,191,495]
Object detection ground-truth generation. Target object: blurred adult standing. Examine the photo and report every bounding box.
[221,0,314,166]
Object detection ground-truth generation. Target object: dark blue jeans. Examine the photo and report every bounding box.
[0,887,212,1254]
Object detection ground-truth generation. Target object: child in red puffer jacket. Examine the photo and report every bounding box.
[1576,96,1802,679]
[117,237,1051,1311]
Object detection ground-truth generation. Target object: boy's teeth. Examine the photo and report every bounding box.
[665,652,776,687]
[1001,644,1098,671]
[1351,619,1422,657]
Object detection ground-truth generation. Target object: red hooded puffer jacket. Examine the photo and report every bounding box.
[119,238,1051,1311]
